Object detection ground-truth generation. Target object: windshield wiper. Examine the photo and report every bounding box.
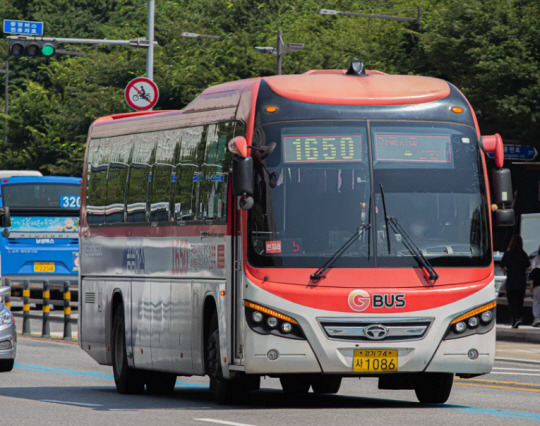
[310,223,371,282]
[379,184,439,282]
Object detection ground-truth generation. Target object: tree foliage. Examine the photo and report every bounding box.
[0,0,538,175]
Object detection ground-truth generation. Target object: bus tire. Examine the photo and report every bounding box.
[112,304,145,394]
[414,373,453,404]
[0,359,14,372]
[145,371,177,395]
[280,375,311,394]
[311,375,342,394]
[207,327,233,404]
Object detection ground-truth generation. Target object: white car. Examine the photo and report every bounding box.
[0,286,16,372]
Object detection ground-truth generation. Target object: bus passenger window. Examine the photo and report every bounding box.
[105,162,128,223]
[150,129,178,222]
[86,138,110,225]
[199,124,232,221]
[174,126,203,221]
[126,135,155,223]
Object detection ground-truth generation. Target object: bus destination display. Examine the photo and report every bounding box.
[374,134,452,163]
[283,135,363,163]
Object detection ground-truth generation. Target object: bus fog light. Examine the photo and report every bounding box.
[480,310,493,323]
[267,349,279,361]
[281,322,292,334]
[252,311,264,323]
[267,317,278,328]
[467,316,479,328]
[454,321,466,333]
[468,349,479,360]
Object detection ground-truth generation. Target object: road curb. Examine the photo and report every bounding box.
[496,326,540,344]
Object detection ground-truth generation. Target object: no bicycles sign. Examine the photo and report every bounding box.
[124,77,159,111]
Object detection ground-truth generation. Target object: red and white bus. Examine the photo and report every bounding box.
[79,60,514,404]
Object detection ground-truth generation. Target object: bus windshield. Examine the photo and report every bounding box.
[2,183,81,211]
[248,120,490,269]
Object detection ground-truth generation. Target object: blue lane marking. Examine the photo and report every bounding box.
[440,404,540,421]
[14,362,208,388]
[15,363,114,380]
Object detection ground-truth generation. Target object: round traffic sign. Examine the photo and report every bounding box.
[124,77,159,111]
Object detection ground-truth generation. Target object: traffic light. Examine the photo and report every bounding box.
[8,39,56,57]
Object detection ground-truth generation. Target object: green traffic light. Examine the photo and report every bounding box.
[41,44,55,57]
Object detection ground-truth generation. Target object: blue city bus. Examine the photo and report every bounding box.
[0,176,81,294]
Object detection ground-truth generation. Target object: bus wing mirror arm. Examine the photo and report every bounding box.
[481,134,504,168]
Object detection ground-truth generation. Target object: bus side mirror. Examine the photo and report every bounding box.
[490,168,514,226]
[0,207,10,229]
[232,156,254,210]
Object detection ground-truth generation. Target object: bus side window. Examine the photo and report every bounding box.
[105,163,128,223]
[104,135,131,224]
[86,138,109,225]
[199,123,234,222]
[174,126,203,222]
[150,129,178,222]
[127,134,155,223]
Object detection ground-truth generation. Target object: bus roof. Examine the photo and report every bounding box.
[0,170,42,178]
[1,175,82,185]
[190,71,451,107]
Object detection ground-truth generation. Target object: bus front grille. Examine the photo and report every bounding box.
[319,318,432,342]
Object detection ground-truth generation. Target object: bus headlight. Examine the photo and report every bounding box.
[252,311,264,323]
[0,305,13,326]
[480,310,493,323]
[467,316,479,328]
[444,301,496,340]
[267,317,278,328]
[454,321,466,333]
[281,322,293,334]
[245,301,305,340]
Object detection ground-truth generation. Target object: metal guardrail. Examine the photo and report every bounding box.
[4,279,76,341]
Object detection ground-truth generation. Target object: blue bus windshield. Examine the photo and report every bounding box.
[2,183,81,210]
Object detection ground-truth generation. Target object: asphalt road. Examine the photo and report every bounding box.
[1,336,539,426]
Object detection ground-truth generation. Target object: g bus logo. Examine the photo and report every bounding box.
[348,290,407,311]
[348,289,371,312]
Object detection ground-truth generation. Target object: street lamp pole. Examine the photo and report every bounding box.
[276,30,283,75]
[0,62,8,144]
[255,30,304,75]
[146,0,155,81]
[319,6,421,23]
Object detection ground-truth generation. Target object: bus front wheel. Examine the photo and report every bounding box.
[0,359,14,372]
[414,373,453,403]
[112,304,145,394]
[311,375,342,394]
[280,375,311,394]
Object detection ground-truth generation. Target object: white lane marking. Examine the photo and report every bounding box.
[195,419,256,426]
[41,399,103,407]
[489,372,540,377]
[494,367,540,372]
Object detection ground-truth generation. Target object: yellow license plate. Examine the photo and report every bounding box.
[353,349,398,372]
[34,262,55,273]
